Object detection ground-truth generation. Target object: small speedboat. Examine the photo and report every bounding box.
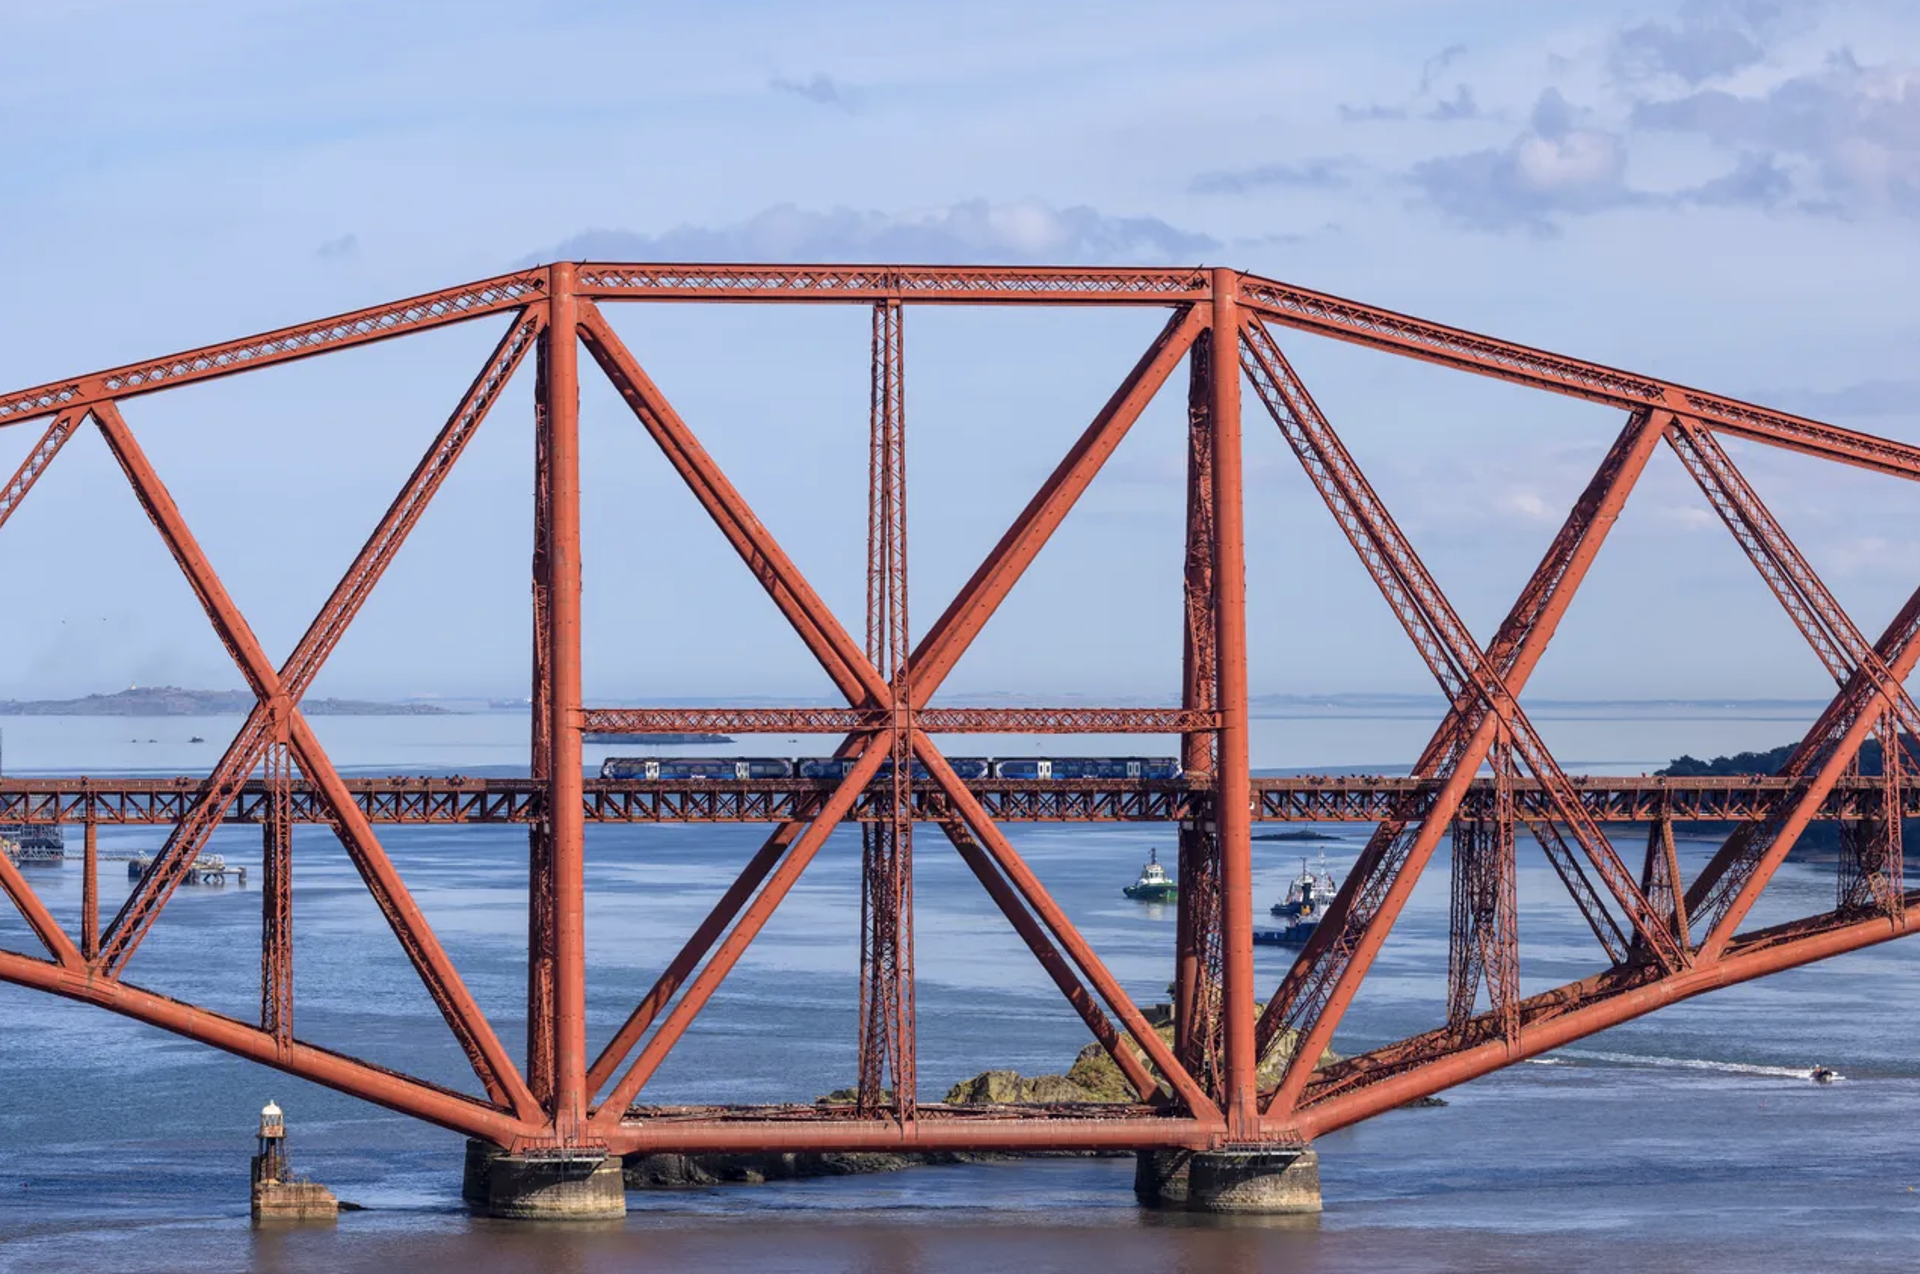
[1811,1065,1840,1084]
[1123,848,1178,902]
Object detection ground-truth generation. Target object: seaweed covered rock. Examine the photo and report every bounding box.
[972,1012,1337,1107]
[623,1151,941,1188]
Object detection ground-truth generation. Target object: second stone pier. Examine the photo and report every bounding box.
[463,1140,627,1221]
[1135,1146,1322,1214]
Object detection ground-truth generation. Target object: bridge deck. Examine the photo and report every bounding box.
[0,774,1880,825]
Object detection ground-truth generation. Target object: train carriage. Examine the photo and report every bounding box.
[992,757,1179,781]
[599,755,1173,782]
[796,756,992,782]
[599,757,794,781]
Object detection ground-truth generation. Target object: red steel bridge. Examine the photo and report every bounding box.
[0,262,1916,1166]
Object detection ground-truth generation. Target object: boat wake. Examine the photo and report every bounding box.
[1550,1048,1840,1081]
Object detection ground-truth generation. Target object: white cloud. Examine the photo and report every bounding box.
[1410,90,1641,233]
[1499,489,1554,520]
[529,200,1219,266]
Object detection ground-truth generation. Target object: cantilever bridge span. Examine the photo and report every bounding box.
[1,262,1918,1167]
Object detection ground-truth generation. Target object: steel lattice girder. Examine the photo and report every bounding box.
[0,262,1915,1158]
[0,775,1902,826]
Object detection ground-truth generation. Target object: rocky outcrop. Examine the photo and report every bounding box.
[937,1008,1335,1107]
[941,1069,1092,1105]
[623,1150,951,1188]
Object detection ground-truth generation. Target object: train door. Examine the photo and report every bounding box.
[644,760,660,780]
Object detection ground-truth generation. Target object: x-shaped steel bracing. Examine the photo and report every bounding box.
[573,297,1225,1131]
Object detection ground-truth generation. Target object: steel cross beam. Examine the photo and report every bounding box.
[3,774,1905,828]
[0,945,526,1143]
[1666,422,1920,952]
[589,736,897,1124]
[0,411,82,529]
[939,820,1159,1100]
[1239,325,1681,1121]
[1240,324,1674,969]
[576,264,1213,305]
[4,261,1906,480]
[97,312,541,973]
[85,381,539,1120]
[1236,273,1920,481]
[578,303,886,706]
[1686,585,1920,958]
[913,733,1224,1125]
[579,706,1216,734]
[0,275,545,429]
[1670,420,1920,753]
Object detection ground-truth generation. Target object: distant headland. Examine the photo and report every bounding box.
[0,686,453,717]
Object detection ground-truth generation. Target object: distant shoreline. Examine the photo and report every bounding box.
[0,687,453,717]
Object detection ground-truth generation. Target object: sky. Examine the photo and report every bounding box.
[1,0,1918,708]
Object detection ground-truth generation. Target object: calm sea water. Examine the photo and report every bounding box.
[1,709,1916,1273]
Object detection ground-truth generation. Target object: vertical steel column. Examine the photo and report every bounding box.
[1209,268,1257,1135]
[859,298,915,1118]
[526,313,557,1108]
[1839,742,1904,919]
[1489,737,1520,1046]
[543,262,588,1134]
[1175,327,1224,1103]
[1641,800,1687,949]
[1445,739,1519,1045]
[81,820,98,961]
[261,738,293,1047]
[1882,740,1905,922]
[1446,810,1481,1030]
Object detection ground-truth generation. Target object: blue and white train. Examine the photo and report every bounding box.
[598,756,1181,781]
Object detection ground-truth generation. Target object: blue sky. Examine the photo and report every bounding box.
[2,0,1918,705]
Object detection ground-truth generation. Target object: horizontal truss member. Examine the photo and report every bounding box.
[0,774,1897,825]
[581,706,1217,734]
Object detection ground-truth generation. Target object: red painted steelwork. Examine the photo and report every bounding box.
[0,412,81,529]
[1,263,1918,1165]
[580,706,1216,734]
[1207,270,1258,1137]
[0,275,544,427]
[1285,892,1920,1140]
[3,773,1894,827]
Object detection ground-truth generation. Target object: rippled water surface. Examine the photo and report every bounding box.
[2,712,1916,1272]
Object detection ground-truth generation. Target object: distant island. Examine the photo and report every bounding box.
[0,687,453,717]
[594,732,734,745]
[1659,736,1903,777]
